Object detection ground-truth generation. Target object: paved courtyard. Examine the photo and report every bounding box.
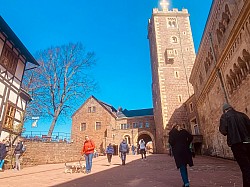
[0,154,242,187]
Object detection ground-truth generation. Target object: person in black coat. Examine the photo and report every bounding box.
[219,103,250,187]
[169,124,193,187]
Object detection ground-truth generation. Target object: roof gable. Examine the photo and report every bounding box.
[71,95,117,118]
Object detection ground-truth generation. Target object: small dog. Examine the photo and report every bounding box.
[64,162,86,174]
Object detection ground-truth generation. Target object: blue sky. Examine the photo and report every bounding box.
[0,0,212,133]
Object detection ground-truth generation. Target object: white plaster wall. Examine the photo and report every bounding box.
[9,90,17,103]
[15,60,24,80]
[0,104,5,121]
[0,82,4,96]
[13,77,21,89]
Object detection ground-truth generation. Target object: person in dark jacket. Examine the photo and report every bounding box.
[106,143,114,165]
[119,139,128,165]
[169,124,193,187]
[14,139,23,171]
[219,103,250,187]
[0,139,7,171]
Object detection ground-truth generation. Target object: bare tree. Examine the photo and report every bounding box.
[23,42,97,136]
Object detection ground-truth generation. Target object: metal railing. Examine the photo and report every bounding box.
[21,131,71,142]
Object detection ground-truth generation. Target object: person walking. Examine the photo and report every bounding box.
[119,139,128,165]
[131,145,136,155]
[81,135,95,174]
[169,124,193,187]
[219,103,250,187]
[14,139,23,171]
[139,139,147,160]
[0,139,7,171]
[106,143,114,165]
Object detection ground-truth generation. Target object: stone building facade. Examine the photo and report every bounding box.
[71,96,156,154]
[190,0,250,158]
[147,2,196,153]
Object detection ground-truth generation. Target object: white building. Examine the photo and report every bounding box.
[0,16,39,140]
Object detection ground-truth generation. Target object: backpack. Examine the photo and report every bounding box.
[21,144,26,154]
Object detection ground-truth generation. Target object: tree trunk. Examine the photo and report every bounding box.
[48,116,58,137]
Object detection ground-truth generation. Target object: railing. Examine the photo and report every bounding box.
[21,131,71,142]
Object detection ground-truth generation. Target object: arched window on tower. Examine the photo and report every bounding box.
[172,36,178,43]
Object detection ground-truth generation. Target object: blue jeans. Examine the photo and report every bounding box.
[85,153,93,171]
[0,159,4,169]
[180,165,189,186]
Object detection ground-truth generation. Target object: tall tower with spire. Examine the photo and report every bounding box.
[148,0,196,153]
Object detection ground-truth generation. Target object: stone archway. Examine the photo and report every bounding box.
[134,131,156,153]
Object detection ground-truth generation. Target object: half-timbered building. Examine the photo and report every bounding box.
[0,16,39,139]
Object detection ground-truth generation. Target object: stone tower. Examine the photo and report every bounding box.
[148,0,196,153]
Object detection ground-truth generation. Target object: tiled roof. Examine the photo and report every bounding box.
[0,16,39,65]
[122,108,153,117]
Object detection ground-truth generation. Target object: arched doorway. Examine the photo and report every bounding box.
[136,131,155,153]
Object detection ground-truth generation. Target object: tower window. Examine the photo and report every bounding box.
[189,103,194,112]
[165,48,174,64]
[172,37,178,43]
[174,71,179,78]
[178,95,182,103]
[167,18,177,28]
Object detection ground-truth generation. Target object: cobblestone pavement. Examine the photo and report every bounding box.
[0,154,242,187]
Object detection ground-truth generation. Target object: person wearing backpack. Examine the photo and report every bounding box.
[81,135,95,174]
[14,139,23,171]
[105,143,114,165]
[119,139,129,165]
[139,139,147,160]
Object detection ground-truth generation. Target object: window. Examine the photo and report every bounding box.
[132,122,138,128]
[95,122,101,130]
[172,36,178,43]
[167,18,177,28]
[194,124,200,135]
[178,95,182,103]
[0,44,18,74]
[121,124,129,130]
[88,107,91,113]
[87,106,96,113]
[145,122,150,128]
[139,122,143,128]
[189,103,194,112]
[80,123,86,131]
[174,71,179,78]
[3,102,16,130]
[165,48,174,64]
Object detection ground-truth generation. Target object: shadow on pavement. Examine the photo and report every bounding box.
[52,154,176,187]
